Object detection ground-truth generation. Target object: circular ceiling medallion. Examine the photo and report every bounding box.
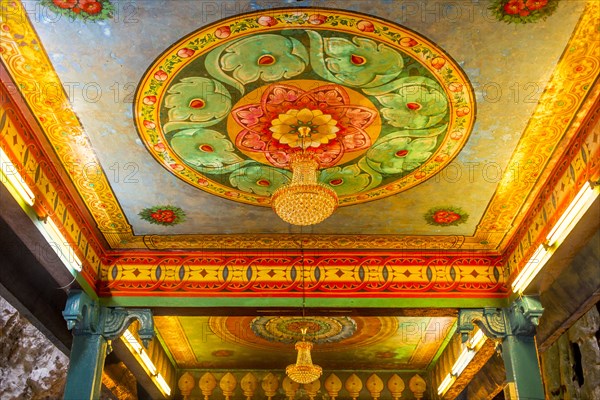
[135,9,475,207]
[208,316,399,352]
[250,316,357,344]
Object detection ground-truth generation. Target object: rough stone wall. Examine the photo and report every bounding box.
[541,304,600,400]
[0,296,68,399]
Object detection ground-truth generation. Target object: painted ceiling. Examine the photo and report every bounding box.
[1,0,599,389]
[3,0,591,250]
[155,315,456,370]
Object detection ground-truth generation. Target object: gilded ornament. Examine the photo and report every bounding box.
[219,372,237,400]
[324,373,342,399]
[387,374,405,400]
[366,374,384,399]
[345,373,363,400]
[408,374,426,399]
[177,372,194,398]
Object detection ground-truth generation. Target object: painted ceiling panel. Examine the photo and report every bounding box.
[19,0,588,243]
[155,316,456,371]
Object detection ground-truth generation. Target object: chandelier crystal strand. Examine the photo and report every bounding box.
[285,328,323,384]
[271,153,338,226]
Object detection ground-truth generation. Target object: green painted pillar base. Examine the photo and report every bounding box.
[501,335,544,400]
[64,334,108,400]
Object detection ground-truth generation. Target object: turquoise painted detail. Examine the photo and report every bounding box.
[502,335,545,399]
[205,40,245,94]
[366,134,437,174]
[170,128,243,169]
[220,34,308,84]
[62,291,154,400]
[306,30,341,84]
[229,165,290,196]
[458,297,545,399]
[320,34,404,88]
[64,334,107,400]
[319,164,370,196]
[164,77,231,131]
[369,77,448,129]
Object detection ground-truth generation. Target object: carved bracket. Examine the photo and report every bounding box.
[458,307,508,342]
[458,296,544,342]
[507,296,544,337]
[62,290,154,346]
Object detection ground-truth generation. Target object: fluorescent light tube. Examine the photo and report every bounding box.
[468,329,486,350]
[123,329,143,352]
[122,329,171,396]
[546,181,599,247]
[155,373,171,396]
[139,350,158,376]
[511,244,552,294]
[451,348,475,376]
[0,147,35,206]
[39,217,83,272]
[437,373,455,396]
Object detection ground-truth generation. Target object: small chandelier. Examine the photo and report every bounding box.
[271,153,338,226]
[285,328,322,384]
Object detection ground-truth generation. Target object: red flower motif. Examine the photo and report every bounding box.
[214,26,231,39]
[53,0,77,8]
[143,95,157,105]
[151,209,176,224]
[231,83,376,169]
[525,0,548,10]
[154,70,168,81]
[79,0,102,14]
[177,48,195,58]
[257,15,277,26]
[504,0,526,14]
[433,210,461,224]
[357,20,374,32]
[399,37,418,47]
[308,14,327,25]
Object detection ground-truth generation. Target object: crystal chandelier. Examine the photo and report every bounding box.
[271,153,338,226]
[285,328,322,384]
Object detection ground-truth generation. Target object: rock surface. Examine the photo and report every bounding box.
[0,296,68,400]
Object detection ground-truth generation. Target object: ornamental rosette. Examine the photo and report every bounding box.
[489,0,559,24]
[41,0,114,21]
[424,206,469,227]
[138,205,186,226]
[231,83,377,169]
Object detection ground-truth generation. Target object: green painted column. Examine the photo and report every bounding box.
[459,296,545,400]
[63,334,108,400]
[501,335,544,400]
[62,290,154,400]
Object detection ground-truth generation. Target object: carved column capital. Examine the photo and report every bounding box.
[458,296,543,341]
[62,290,154,345]
[506,296,543,337]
